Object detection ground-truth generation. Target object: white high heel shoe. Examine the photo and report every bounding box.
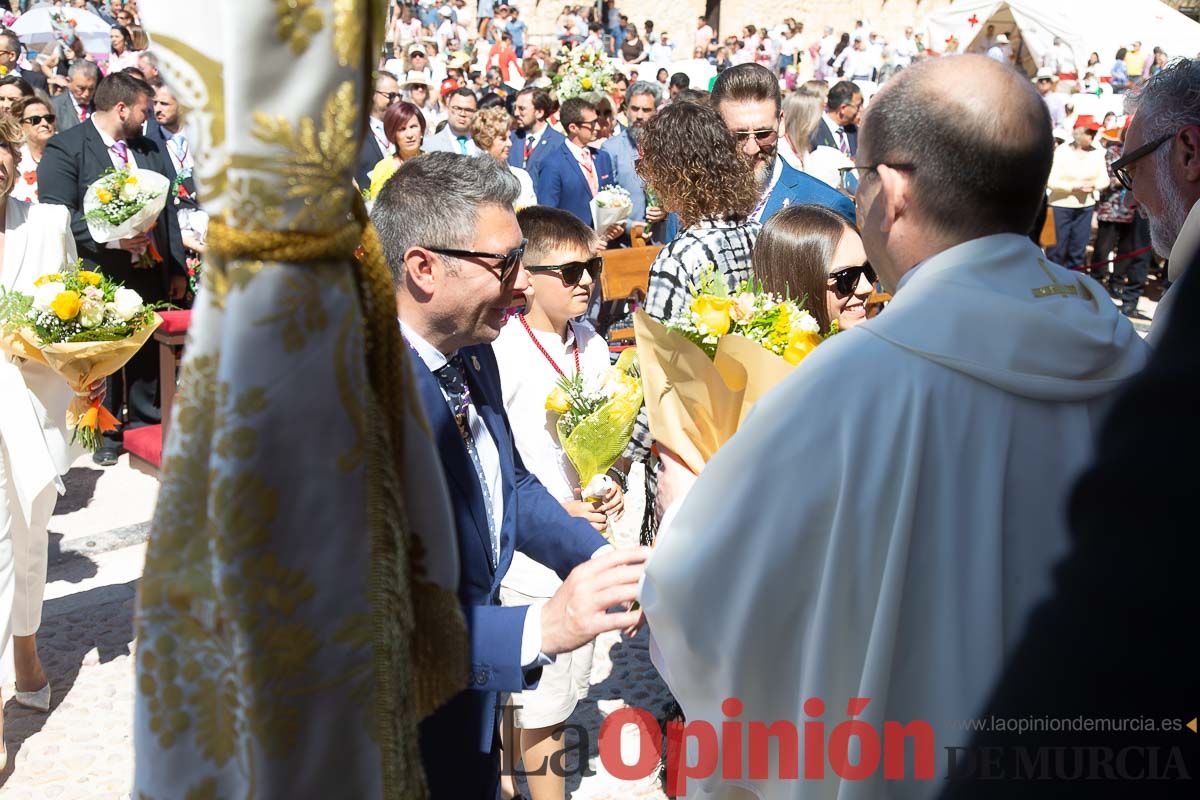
[14,683,51,713]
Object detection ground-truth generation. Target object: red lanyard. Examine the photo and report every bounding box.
[518,314,579,378]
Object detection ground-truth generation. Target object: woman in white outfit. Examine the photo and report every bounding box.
[0,115,96,768]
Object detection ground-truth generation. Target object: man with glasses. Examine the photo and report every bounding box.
[0,31,47,93]
[811,79,862,157]
[711,63,855,224]
[643,55,1148,798]
[372,152,648,799]
[1115,57,1200,340]
[534,97,623,243]
[425,87,480,155]
[355,70,401,188]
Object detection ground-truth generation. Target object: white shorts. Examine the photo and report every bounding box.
[499,585,595,729]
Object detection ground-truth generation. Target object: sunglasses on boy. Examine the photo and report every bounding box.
[828,263,876,295]
[524,256,604,286]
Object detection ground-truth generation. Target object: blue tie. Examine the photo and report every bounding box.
[435,355,498,564]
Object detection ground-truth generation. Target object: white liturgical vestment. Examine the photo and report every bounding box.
[642,234,1149,799]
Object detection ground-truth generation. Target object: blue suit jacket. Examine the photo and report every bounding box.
[533,141,615,226]
[413,342,607,799]
[758,158,857,226]
[508,125,565,184]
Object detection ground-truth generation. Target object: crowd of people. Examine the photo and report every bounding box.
[3,0,1200,796]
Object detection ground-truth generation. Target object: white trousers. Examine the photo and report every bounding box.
[0,443,56,651]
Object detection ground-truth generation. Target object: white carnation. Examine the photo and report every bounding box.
[797,311,820,333]
[108,287,144,322]
[32,282,66,311]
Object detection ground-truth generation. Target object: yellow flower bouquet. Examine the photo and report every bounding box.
[544,349,642,531]
[634,268,831,474]
[0,261,163,450]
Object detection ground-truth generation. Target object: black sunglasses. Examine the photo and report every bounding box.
[22,113,56,125]
[525,257,603,286]
[426,239,527,282]
[828,263,876,295]
[375,90,403,104]
[1110,130,1176,191]
[732,128,778,144]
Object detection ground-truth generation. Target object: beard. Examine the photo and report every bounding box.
[753,149,776,191]
[627,121,644,147]
[1147,179,1191,259]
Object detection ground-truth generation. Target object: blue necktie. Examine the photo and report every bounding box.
[435,355,497,564]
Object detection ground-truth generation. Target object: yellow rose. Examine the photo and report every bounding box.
[125,175,139,186]
[96,187,113,204]
[783,331,821,365]
[51,290,82,321]
[692,295,735,337]
[772,303,793,334]
[77,270,103,286]
[545,386,572,414]
[581,77,593,90]
[34,273,64,287]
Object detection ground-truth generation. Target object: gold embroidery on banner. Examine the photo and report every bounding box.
[273,0,325,55]
[249,82,359,230]
[252,268,331,352]
[334,303,368,473]
[332,0,362,67]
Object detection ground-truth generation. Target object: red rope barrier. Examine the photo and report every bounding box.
[1068,245,1154,273]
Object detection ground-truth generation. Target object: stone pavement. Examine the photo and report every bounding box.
[0,454,672,799]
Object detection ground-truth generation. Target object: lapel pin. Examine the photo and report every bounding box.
[471,355,481,371]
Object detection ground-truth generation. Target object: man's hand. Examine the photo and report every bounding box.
[562,499,608,531]
[645,205,666,224]
[604,223,625,241]
[169,274,187,300]
[115,235,149,256]
[540,546,650,655]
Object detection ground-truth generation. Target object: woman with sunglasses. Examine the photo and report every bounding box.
[753,204,874,333]
[9,96,57,204]
[492,207,621,800]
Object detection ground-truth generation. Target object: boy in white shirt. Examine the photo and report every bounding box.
[493,206,624,800]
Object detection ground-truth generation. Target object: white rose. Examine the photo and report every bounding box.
[120,180,140,201]
[797,311,820,334]
[32,282,66,312]
[78,300,105,329]
[109,287,144,322]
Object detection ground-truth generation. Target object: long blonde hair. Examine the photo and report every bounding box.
[0,113,22,198]
[781,88,824,156]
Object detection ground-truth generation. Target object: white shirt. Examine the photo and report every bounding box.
[401,322,550,667]
[94,119,143,259]
[493,317,610,597]
[648,40,675,63]
[368,115,390,156]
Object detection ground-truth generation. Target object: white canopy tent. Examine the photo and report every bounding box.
[929,0,1200,77]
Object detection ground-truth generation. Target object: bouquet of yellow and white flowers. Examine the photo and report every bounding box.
[83,167,170,266]
[0,261,163,450]
[634,268,832,474]
[544,349,642,518]
[552,45,620,101]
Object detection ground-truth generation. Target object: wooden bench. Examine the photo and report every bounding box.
[600,244,662,347]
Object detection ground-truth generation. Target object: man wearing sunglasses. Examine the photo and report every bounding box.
[643,55,1149,797]
[535,97,624,244]
[355,70,401,188]
[372,153,648,799]
[710,63,855,225]
[1116,57,1200,340]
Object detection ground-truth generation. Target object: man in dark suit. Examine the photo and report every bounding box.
[51,60,101,133]
[0,31,48,93]
[535,98,624,244]
[508,87,563,184]
[372,152,648,799]
[356,70,400,189]
[809,79,862,157]
[38,71,186,466]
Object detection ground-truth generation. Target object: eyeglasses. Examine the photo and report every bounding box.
[838,163,916,194]
[1110,130,1177,191]
[425,239,527,283]
[732,128,778,144]
[828,263,877,295]
[525,257,603,286]
[375,90,402,104]
[22,114,56,126]
[574,118,600,131]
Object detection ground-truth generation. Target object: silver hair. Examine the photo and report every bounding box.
[370,152,520,285]
[139,51,159,67]
[68,59,102,81]
[625,80,662,109]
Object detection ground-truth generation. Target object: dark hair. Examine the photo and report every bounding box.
[860,57,1053,239]
[93,71,154,112]
[635,100,758,226]
[0,30,21,55]
[1115,47,1128,61]
[0,75,35,100]
[668,72,691,90]
[559,96,595,131]
[477,92,506,110]
[383,101,426,152]
[834,33,850,56]
[752,205,851,333]
[517,86,554,118]
[826,80,861,112]
[517,205,600,263]
[675,88,710,104]
[447,87,477,105]
[711,63,780,114]
[11,95,53,126]
[112,25,134,53]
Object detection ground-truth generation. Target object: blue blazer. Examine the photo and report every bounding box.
[508,125,565,184]
[759,158,857,226]
[534,141,616,226]
[413,342,606,799]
